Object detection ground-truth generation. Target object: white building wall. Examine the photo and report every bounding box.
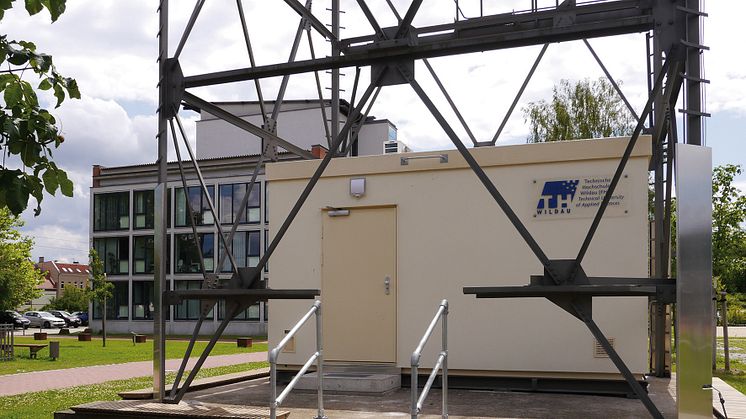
[267,137,652,377]
[196,102,399,159]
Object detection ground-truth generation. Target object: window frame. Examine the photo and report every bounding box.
[133,190,155,230]
[174,185,215,227]
[93,192,130,232]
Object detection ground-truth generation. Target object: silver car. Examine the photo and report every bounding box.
[24,311,66,328]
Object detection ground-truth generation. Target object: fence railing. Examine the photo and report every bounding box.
[269,300,325,419]
[0,324,14,361]
[411,299,449,418]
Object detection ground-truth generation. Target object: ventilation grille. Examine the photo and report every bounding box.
[594,338,615,358]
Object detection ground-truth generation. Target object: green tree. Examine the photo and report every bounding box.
[669,165,746,292]
[0,0,79,216]
[522,77,635,143]
[0,206,43,310]
[711,164,746,292]
[46,283,89,312]
[88,248,112,346]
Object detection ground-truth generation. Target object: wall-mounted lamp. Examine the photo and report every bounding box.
[400,154,448,165]
[350,178,365,198]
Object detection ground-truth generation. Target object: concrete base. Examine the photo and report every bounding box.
[296,371,401,394]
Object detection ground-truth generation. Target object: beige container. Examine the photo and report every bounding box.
[267,137,651,378]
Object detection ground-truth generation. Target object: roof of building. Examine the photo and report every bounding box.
[38,276,57,291]
[54,263,90,274]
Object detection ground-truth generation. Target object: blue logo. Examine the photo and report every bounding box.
[537,180,579,215]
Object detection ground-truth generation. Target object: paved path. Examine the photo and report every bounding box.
[0,352,267,396]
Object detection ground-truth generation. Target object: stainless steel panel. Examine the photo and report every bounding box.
[675,144,712,418]
[153,183,167,401]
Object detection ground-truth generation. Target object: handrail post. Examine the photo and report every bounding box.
[411,362,418,418]
[411,299,449,418]
[315,302,326,419]
[270,300,324,419]
[270,357,277,419]
[442,300,448,419]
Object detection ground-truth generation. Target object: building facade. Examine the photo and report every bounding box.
[89,100,401,335]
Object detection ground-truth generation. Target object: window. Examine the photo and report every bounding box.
[264,182,268,223]
[219,183,260,225]
[93,237,129,275]
[93,281,128,320]
[133,190,154,229]
[218,301,260,321]
[175,233,214,273]
[133,236,154,274]
[133,236,170,274]
[174,281,213,320]
[175,186,215,227]
[132,280,171,320]
[219,231,260,272]
[93,192,129,231]
[264,230,269,273]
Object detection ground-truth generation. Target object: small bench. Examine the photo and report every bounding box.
[14,343,47,359]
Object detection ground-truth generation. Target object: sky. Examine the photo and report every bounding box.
[2,0,744,264]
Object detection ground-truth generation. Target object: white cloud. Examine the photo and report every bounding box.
[4,0,744,261]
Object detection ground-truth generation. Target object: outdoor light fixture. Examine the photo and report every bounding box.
[350,178,365,198]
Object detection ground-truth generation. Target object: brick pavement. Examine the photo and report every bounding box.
[0,352,267,396]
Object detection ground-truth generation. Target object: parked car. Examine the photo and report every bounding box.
[23,311,65,328]
[0,310,31,329]
[48,310,82,327]
[71,311,89,326]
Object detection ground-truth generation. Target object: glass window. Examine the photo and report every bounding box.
[93,237,129,275]
[174,186,215,227]
[219,183,260,225]
[264,230,269,273]
[133,236,170,274]
[92,281,128,320]
[264,182,268,223]
[218,301,260,321]
[133,236,154,274]
[219,231,260,272]
[93,192,129,231]
[175,233,214,273]
[174,281,213,320]
[133,190,154,229]
[132,280,171,320]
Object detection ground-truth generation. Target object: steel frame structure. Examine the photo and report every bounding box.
[155,0,708,417]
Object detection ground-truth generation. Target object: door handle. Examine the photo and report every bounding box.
[384,276,391,295]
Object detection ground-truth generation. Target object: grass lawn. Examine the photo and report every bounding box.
[0,361,269,419]
[714,336,746,394]
[1,336,267,376]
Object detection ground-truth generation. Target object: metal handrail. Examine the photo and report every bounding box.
[411,299,449,418]
[269,300,326,419]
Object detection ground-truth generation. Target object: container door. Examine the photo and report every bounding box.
[322,206,397,363]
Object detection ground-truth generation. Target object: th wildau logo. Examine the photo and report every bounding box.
[536,180,580,215]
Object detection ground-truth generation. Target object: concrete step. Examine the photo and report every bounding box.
[295,367,401,394]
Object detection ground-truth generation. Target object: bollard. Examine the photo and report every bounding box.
[49,341,60,360]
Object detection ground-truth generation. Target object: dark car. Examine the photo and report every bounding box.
[0,310,31,329]
[71,311,89,326]
[48,310,82,327]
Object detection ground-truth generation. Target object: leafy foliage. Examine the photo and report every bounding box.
[0,206,43,310]
[712,164,746,292]
[669,165,746,292]
[0,0,77,216]
[522,77,635,143]
[45,283,89,312]
[88,248,112,304]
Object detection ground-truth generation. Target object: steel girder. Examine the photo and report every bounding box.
[154,0,705,416]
